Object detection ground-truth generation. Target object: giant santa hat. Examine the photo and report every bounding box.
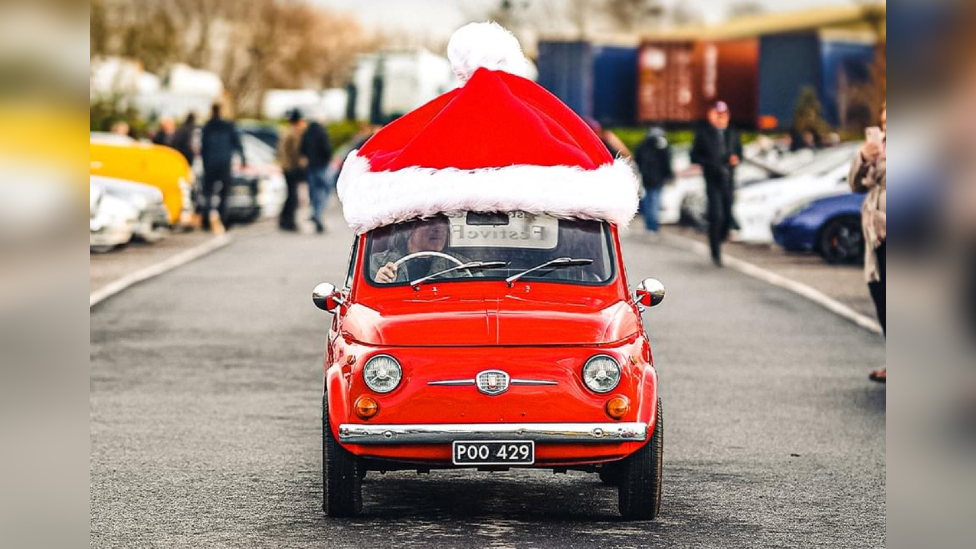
[337,22,639,234]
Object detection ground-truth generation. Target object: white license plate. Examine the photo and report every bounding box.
[452,441,535,466]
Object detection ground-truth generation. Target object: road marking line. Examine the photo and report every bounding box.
[664,234,883,335]
[90,234,233,309]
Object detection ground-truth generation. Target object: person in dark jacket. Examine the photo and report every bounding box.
[633,125,674,235]
[199,104,245,232]
[691,101,743,266]
[300,119,333,234]
[152,117,176,148]
[171,113,197,166]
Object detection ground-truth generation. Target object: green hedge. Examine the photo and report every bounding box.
[608,127,763,153]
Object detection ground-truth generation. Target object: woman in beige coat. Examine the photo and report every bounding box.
[849,105,886,383]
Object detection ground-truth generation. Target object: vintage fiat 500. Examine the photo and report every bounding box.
[313,211,666,520]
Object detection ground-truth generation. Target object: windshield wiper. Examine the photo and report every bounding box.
[505,257,593,287]
[410,261,509,290]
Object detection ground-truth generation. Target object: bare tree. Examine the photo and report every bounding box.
[566,0,595,38]
[603,0,665,33]
[727,1,765,19]
[91,0,109,58]
[95,0,378,117]
[873,40,886,103]
[669,3,704,26]
[119,7,182,74]
[218,0,375,116]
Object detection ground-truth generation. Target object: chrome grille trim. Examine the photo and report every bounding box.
[427,379,558,387]
[338,422,649,445]
[427,380,476,387]
[511,379,559,386]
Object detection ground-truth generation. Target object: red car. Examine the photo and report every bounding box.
[313,211,666,520]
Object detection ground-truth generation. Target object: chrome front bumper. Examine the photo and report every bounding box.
[338,423,648,445]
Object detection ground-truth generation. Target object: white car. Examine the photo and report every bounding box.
[660,142,797,227]
[90,176,170,242]
[90,186,137,253]
[733,144,862,244]
[674,163,781,229]
[240,134,287,219]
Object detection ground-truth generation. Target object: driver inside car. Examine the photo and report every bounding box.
[371,217,463,284]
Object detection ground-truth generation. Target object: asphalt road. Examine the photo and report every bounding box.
[90,207,886,549]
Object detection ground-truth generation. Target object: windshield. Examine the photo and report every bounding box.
[364,212,615,287]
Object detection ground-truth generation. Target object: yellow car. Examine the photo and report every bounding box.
[89,140,193,225]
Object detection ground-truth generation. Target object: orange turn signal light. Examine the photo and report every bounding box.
[354,396,379,420]
[605,396,631,420]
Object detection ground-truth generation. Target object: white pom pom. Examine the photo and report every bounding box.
[447,22,530,84]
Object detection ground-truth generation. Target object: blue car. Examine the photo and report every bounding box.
[772,192,866,264]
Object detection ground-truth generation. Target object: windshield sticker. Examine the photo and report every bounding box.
[447,213,559,249]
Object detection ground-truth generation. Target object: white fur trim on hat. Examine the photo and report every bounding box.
[337,152,640,234]
[448,22,531,84]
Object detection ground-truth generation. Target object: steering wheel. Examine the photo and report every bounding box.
[392,251,474,280]
[393,251,464,268]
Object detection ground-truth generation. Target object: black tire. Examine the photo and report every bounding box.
[619,399,664,521]
[818,217,864,265]
[323,395,362,517]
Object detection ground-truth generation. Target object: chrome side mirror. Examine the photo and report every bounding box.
[312,283,345,313]
[635,278,666,308]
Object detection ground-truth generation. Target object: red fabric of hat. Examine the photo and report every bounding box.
[361,69,612,172]
[338,22,639,234]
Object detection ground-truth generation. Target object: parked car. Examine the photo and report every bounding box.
[90,140,194,226]
[772,192,866,264]
[733,144,862,244]
[239,122,280,151]
[240,134,287,220]
[676,162,781,230]
[89,132,136,145]
[661,141,800,228]
[90,185,137,254]
[90,176,170,242]
[311,212,666,520]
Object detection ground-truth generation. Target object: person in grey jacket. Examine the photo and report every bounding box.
[850,104,886,383]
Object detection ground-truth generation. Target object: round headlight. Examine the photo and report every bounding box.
[363,355,402,394]
[582,355,622,394]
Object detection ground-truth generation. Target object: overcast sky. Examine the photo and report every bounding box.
[312,0,857,38]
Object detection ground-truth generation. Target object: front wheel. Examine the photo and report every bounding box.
[323,396,362,517]
[818,217,863,265]
[618,399,664,520]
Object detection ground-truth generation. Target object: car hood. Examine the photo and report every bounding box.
[90,176,164,201]
[736,174,846,210]
[341,296,640,347]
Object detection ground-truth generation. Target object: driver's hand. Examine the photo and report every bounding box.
[376,262,398,283]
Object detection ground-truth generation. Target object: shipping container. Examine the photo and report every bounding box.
[638,39,758,127]
[709,39,760,127]
[536,41,594,120]
[758,33,821,131]
[591,45,638,127]
[637,40,699,124]
[819,39,875,127]
[759,32,876,130]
